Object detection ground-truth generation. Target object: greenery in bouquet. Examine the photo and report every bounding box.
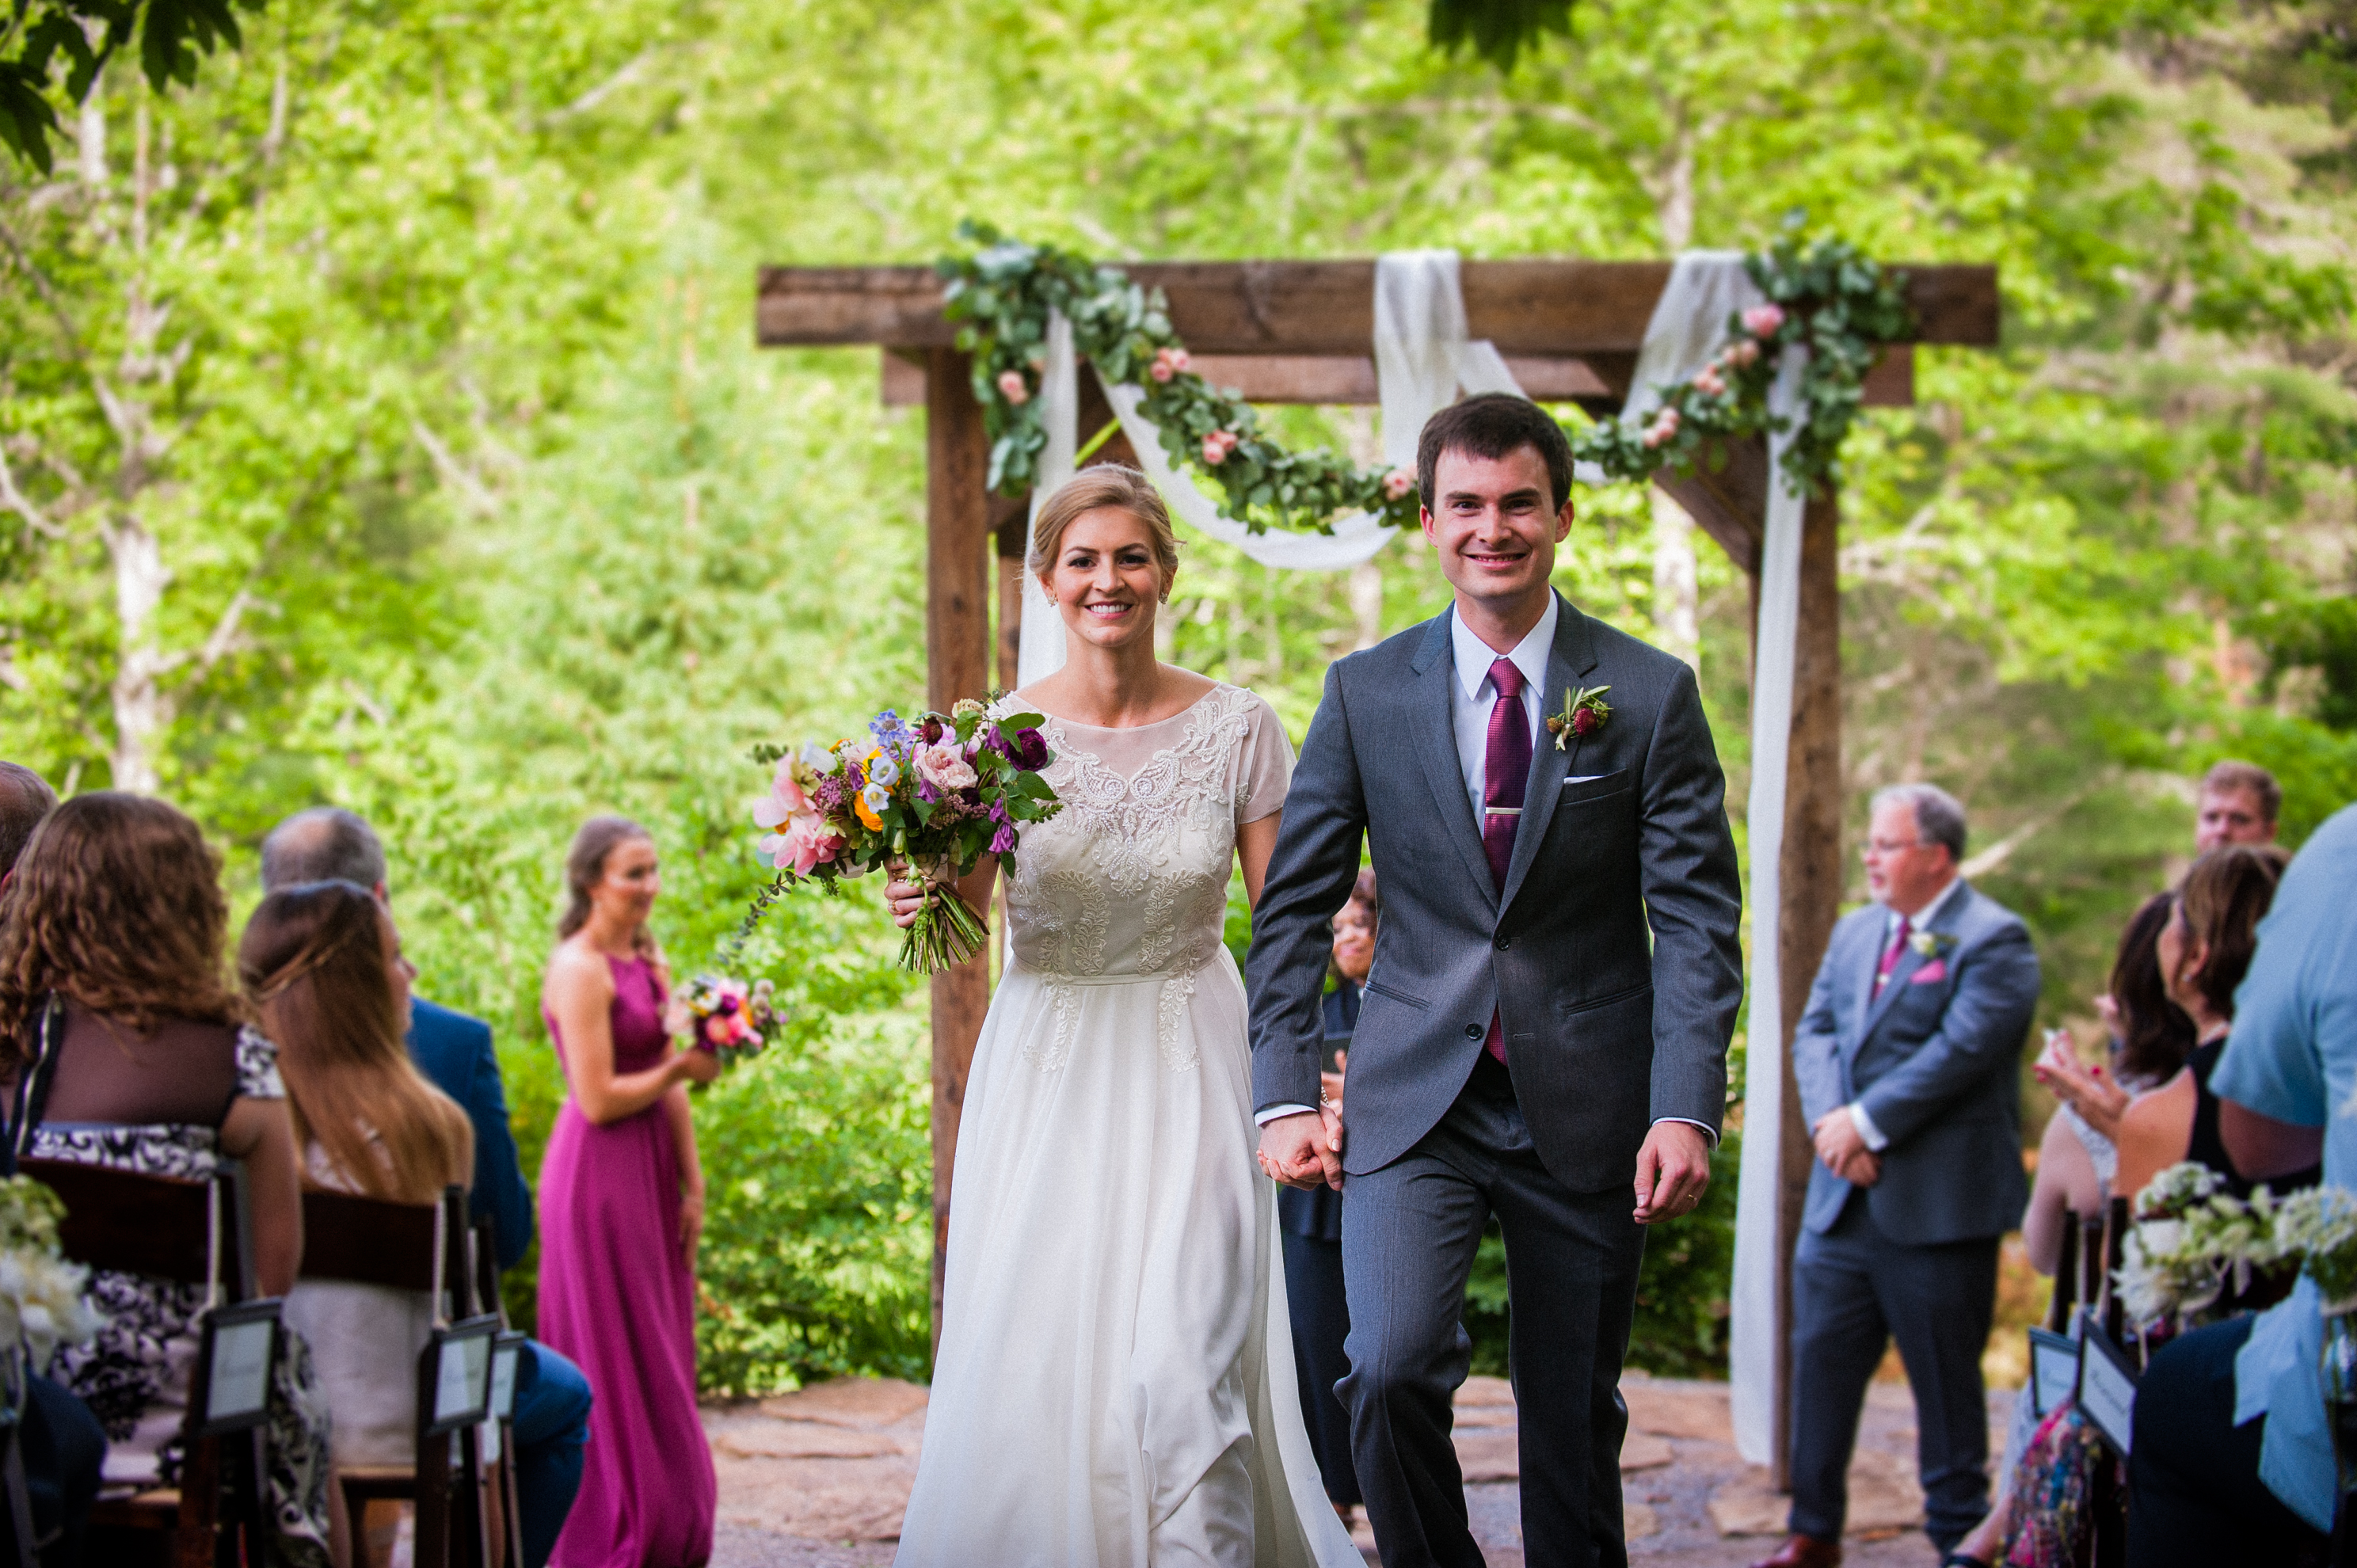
[2115,1162,2298,1329]
[740,698,1065,975]
[2275,1186,2357,1315]
[0,1176,101,1374]
[677,975,777,1068]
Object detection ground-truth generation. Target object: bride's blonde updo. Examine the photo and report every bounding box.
[1030,465,1181,601]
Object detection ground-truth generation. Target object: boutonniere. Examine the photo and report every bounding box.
[1545,685,1612,752]
[1910,929,1958,958]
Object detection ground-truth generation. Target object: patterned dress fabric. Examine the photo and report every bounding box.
[539,954,717,1568]
[894,683,1361,1568]
[25,1003,332,1562]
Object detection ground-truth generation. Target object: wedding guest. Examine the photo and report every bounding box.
[260,806,591,1568]
[1281,868,1375,1523]
[0,761,56,887]
[1769,784,2039,1568]
[242,878,474,1568]
[2114,843,2306,1201]
[2126,805,2353,1566]
[1948,895,2189,1567]
[0,763,105,1568]
[2029,891,2195,1150]
[538,816,717,1568]
[2193,759,2280,853]
[0,793,333,1559]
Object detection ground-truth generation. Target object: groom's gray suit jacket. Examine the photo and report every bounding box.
[1247,594,1744,1192]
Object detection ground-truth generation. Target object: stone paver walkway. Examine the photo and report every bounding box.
[705,1372,2006,1566]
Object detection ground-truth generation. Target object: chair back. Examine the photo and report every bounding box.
[21,1158,255,1302]
[2048,1219,2081,1332]
[299,1185,473,1319]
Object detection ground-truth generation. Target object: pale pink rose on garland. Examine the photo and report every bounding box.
[1382,468,1415,500]
[997,369,1030,405]
[1742,303,1786,338]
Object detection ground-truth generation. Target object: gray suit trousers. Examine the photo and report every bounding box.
[1341,1056,1645,1568]
[1788,1194,1998,1548]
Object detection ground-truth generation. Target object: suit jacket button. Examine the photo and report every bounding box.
[1464,1024,1483,1039]
[1495,934,1510,950]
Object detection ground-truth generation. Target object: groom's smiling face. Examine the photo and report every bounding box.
[1422,443,1575,615]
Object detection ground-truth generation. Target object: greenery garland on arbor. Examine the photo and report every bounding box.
[936,218,1915,537]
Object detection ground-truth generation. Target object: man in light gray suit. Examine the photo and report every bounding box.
[1758,784,2040,1568]
[1248,394,1744,1568]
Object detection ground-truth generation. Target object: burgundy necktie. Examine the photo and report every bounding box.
[1481,657,1530,1064]
[1873,914,1913,999]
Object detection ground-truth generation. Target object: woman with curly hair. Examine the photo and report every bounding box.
[0,792,331,1563]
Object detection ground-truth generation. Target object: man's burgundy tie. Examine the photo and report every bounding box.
[1481,657,1530,1064]
[1873,914,1913,999]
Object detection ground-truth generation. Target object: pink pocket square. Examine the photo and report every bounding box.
[1910,958,1948,984]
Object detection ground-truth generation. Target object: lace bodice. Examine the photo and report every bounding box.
[1004,683,1292,1070]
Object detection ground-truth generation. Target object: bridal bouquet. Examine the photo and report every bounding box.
[748,698,1064,974]
[677,975,776,1067]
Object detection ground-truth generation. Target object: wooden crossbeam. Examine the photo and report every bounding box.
[881,345,1915,413]
[760,258,1998,356]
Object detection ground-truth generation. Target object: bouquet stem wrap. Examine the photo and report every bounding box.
[905,862,991,974]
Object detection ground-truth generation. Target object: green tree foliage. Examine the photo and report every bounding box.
[0,0,258,172]
[4,0,2354,1391]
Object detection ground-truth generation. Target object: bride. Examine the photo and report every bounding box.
[888,466,1361,1568]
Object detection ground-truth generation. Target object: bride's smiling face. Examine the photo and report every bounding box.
[1044,507,1169,653]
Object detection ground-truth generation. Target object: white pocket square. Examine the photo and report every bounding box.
[1565,774,1605,784]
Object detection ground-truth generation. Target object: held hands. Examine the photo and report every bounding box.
[672,1048,722,1087]
[1811,1109,1880,1187]
[1632,1121,1712,1224]
[1257,1109,1344,1192]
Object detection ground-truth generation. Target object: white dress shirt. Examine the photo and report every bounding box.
[1846,873,1966,1152]
[1449,594,1556,816]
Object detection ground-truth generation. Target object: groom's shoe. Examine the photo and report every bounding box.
[1749,1535,1841,1568]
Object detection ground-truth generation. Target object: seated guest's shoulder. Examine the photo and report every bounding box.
[406,997,493,1063]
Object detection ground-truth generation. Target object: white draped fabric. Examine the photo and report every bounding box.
[1008,251,1805,1466]
[1017,252,1526,687]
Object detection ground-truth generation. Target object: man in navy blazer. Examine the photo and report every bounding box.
[1754,785,2039,1568]
[262,809,592,1568]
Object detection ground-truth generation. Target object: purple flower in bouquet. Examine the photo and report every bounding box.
[988,823,1018,854]
[994,725,1051,771]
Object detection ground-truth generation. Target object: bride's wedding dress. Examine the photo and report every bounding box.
[894,682,1361,1568]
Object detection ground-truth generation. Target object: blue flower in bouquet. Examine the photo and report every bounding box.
[870,709,918,758]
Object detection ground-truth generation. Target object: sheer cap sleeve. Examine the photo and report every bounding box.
[234,1026,287,1101]
[1237,694,1295,825]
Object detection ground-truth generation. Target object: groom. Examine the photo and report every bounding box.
[1247,394,1743,1568]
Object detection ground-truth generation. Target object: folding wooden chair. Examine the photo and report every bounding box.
[301,1183,497,1568]
[470,1216,527,1568]
[26,1155,276,1568]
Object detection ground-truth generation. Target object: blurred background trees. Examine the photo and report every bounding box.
[2,0,2351,1389]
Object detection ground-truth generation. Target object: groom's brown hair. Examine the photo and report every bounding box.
[1416,394,1574,516]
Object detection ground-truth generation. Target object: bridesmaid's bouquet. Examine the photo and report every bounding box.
[741,698,1065,974]
[676,975,776,1067]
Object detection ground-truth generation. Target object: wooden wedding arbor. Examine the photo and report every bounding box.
[755,254,1998,1481]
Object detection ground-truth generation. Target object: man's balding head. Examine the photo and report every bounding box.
[0,763,57,873]
[260,806,388,896]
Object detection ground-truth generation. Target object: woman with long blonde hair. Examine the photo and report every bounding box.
[242,877,474,1568]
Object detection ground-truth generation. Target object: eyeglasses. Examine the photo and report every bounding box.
[1863,837,1926,857]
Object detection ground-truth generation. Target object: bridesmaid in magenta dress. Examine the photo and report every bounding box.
[539,816,721,1567]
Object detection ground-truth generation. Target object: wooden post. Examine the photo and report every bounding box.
[925,349,993,1357]
[1766,484,1845,1486]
